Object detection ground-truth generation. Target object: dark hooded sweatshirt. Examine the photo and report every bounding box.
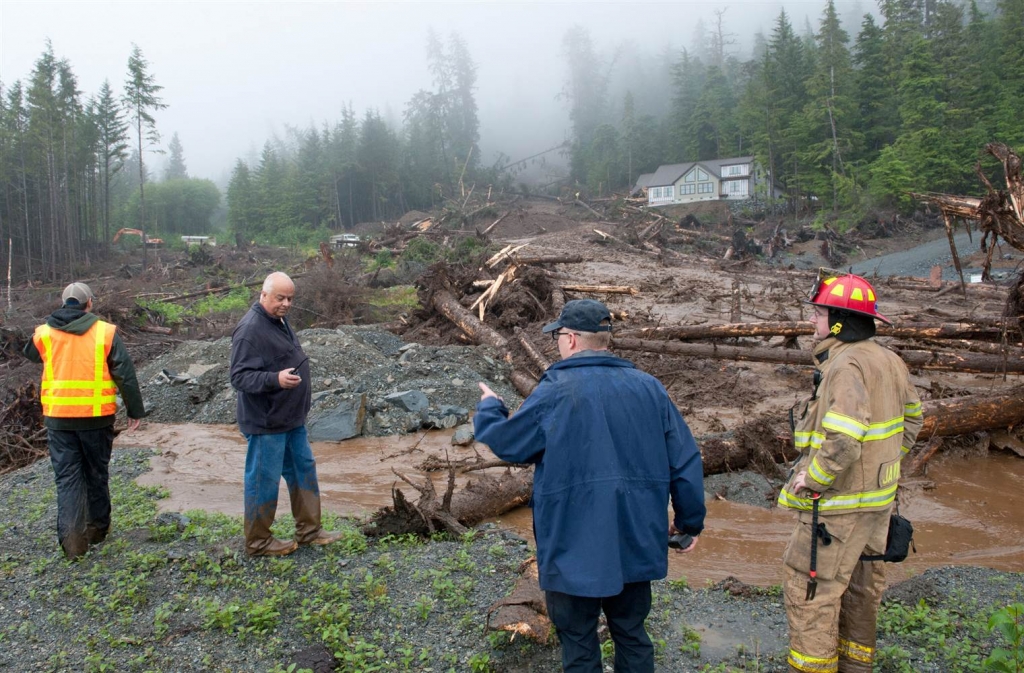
[229,303,311,435]
[22,308,146,431]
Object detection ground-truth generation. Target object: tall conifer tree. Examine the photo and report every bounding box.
[122,43,166,269]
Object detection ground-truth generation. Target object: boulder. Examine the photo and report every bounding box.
[308,393,368,441]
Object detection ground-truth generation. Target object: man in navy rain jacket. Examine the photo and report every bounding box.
[475,299,706,673]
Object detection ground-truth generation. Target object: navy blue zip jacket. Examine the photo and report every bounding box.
[229,303,311,435]
[474,352,706,597]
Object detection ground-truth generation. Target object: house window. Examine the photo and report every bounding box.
[683,172,695,182]
[679,184,696,195]
[651,187,660,199]
[698,182,714,193]
[664,185,673,198]
[696,168,709,181]
[724,180,748,196]
[724,164,749,177]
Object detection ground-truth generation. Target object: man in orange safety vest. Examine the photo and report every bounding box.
[23,282,147,558]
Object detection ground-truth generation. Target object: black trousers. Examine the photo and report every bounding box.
[545,581,654,673]
[47,426,115,559]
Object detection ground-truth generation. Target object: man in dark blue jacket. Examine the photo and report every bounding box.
[230,272,341,557]
[475,299,706,672]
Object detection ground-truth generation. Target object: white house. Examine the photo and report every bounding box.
[632,156,781,207]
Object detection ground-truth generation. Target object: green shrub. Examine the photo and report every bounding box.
[985,604,1024,673]
[137,299,187,326]
[192,287,252,315]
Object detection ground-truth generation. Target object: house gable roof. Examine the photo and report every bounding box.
[630,172,656,196]
[648,156,755,187]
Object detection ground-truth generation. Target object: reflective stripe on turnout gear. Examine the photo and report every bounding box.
[34,322,118,417]
[788,648,838,672]
[821,411,904,442]
[837,638,874,664]
[777,482,898,512]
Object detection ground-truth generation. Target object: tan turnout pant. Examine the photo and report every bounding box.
[782,508,890,673]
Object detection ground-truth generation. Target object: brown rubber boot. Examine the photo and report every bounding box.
[290,485,329,545]
[61,532,89,560]
[247,537,298,557]
[300,529,344,546]
[85,524,108,545]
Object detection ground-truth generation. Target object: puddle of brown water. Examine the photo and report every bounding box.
[123,424,1024,586]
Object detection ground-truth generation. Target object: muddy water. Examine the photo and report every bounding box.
[124,424,1023,586]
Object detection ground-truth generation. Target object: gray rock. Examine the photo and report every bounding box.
[451,424,475,446]
[307,394,368,441]
[439,405,469,422]
[155,512,191,530]
[424,414,460,430]
[384,390,428,413]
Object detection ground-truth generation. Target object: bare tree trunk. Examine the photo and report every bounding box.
[429,289,508,349]
[612,337,1024,373]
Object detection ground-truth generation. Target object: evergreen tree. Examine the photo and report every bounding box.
[994,0,1024,145]
[93,79,128,248]
[852,15,893,158]
[794,0,859,211]
[227,159,256,245]
[446,33,480,180]
[561,26,608,183]
[164,131,188,180]
[122,43,166,269]
[669,49,705,160]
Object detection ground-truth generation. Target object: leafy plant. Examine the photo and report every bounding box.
[137,298,186,326]
[468,651,492,672]
[985,604,1024,673]
[680,624,702,657]
[413,594,433,622]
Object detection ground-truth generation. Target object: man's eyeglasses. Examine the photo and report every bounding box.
[550,331,576,341]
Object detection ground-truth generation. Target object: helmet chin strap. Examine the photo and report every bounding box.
[828,309,876,342]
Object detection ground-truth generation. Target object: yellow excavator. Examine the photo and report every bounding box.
[113,228,163,248]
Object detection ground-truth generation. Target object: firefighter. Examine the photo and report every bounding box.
[778,271,923,673]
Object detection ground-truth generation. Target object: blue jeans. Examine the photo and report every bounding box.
[243,425,323,553]
[545,581,654,673]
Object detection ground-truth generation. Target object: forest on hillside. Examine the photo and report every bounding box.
[2,0,1023,280]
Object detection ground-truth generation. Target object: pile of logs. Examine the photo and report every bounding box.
[913,142,1024,285]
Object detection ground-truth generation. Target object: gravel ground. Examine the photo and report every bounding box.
[2,449,1021,672]
[136,326,523,435]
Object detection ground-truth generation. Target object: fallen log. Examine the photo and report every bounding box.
[613,336,1024,373]
[616,320,1010,341]
[486,558,552,644]
[479,210,512,237]
[430,289,508,349]
[510,371,538,398]
[515,327,552,372]
[574,199,603,220]
[510,255,584,266]
[561,284,639,296]
[917,389,1024,441]
[364,466,533,537]
[592,229,660,258]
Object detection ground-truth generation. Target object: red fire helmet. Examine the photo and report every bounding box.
[807,272,892,325]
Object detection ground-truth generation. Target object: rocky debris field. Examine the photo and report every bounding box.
[137,325,524,443]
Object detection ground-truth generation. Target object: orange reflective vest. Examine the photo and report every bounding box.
[33,321,118,418]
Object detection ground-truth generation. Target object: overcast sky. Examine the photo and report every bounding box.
[1,0,867,184]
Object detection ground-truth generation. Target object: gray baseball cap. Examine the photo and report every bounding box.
[61,282,94,306]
